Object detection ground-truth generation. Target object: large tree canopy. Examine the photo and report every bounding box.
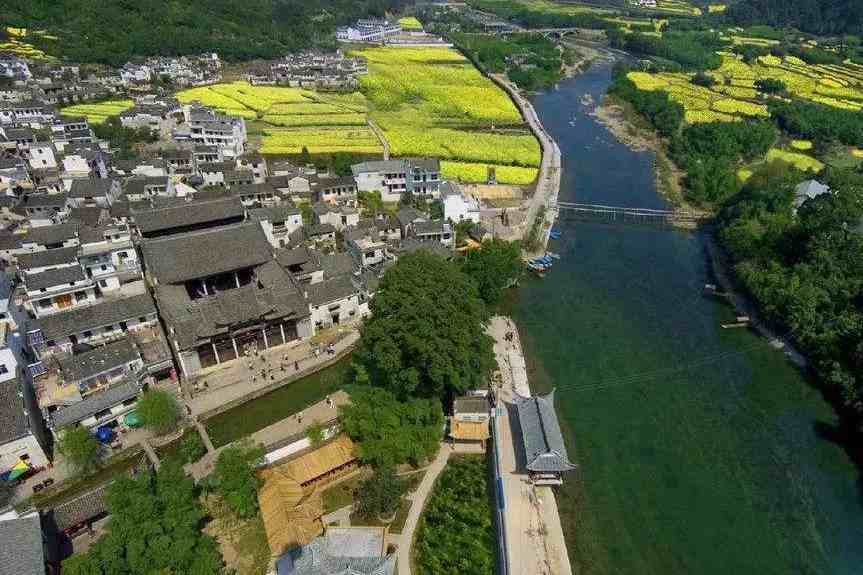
[461,239,522,308]
[355,251,495,400]
[339,387,444,468]
[61,459,222,575]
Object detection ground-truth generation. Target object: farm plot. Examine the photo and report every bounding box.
[352,46,540,183]
[441,161,539,186]
[628,52,863,125]
[60,99,134,124]
[177,82,379,155]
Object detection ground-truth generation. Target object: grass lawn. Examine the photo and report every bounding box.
[388,498,412,534]
[322,473,364,514]
[205,356,352,448]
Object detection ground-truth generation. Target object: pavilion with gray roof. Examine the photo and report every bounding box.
[512,389,577,484]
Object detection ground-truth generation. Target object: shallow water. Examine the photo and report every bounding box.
[507,64,863,575]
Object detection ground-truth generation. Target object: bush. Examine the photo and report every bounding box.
[355,467,406,519]
[213,442,265,518]
[179,431,207,464]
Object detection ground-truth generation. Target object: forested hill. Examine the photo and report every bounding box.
[726,0,863,36]
[2,0,410,65]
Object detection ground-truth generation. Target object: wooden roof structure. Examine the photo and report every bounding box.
[449,417,490,441]
[257,434,358,556]
[278,434,357,486]
[258,466,323,557]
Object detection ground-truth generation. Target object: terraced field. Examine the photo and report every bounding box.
[628,52,863,124]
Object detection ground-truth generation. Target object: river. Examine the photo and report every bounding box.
[508,63,863,575]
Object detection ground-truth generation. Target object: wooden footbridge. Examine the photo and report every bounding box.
[550,201,707,226]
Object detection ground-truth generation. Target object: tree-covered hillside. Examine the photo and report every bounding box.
[726,0,863,36]
[2,0,410,65]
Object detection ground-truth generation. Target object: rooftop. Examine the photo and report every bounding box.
[141,222,272,284]
[134,197,245,236]
[50,378,142,429]
[34,291,156,340]
[0,515,46,575]
[0,377,28,445]
[58,337,140,383]
[513,390,577,473]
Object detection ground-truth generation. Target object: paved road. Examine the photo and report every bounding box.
[490,75,562,255]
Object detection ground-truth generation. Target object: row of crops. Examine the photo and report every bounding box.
[57,47,543,185]
[628,51,863,126]
[350,46,541,184]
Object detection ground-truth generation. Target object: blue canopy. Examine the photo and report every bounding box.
[95,426,114,443]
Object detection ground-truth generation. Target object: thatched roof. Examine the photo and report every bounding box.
[278,435,357,486]
[449,418,490,441]
[258,466,323,557]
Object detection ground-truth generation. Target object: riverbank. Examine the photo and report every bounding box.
[592,96,691,210]
[510,62,863,575]
[489,316,572,575]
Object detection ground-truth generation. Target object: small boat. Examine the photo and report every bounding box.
[546,252,561,260]
[527,262,548,273]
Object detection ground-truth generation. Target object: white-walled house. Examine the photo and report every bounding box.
[443,188,480,224]
[0,347,49,472]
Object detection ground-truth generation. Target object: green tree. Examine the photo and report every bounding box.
[461,239,522,308]
[61,459,222,575]
[136,388,181,435]
[179,431,207,464]
[306,420,325,446]
[355,251,495,400]
[339,387,444,468]
[355,466,406,519]
[213,442,265,518]
[57,426,100,475]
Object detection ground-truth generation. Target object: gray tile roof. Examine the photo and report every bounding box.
[69,178,115,199]
[249,204,301,224]
[307,275,357,307]
[319,253,355,279]
[68,206,106,227]
[0,515,46,575]
[351,159,407,175]
[454,396,489,415]
[35,293,156,340]
[513,390,577,473]
[50,379,142,429]
[154,260,308,350]
[277,535,395,575]
[25,223,78,247]
[0,378,28,445]
[141,223,272,284]
[306,223,336,237]
[21,193,68,209]
[59,338,140,383]
[17,246,78,270]
[134,197,245,235]
[412,220,444,236]
[51,484,108,531]
[24,265,86,291]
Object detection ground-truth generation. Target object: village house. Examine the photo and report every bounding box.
[351,158,440,202]
[442,184,481,224]
[310,175,357,204]
[345,227,388,268]
[141,223,312,379]
[67,178,121,208]
[337,18,402,43]
[177,106,247,158]
[251,204,304,248]
[275,247,324,285]
[312,203,359,231]
[0,345,50,473]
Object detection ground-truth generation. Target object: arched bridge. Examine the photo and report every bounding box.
[550,201,707,226]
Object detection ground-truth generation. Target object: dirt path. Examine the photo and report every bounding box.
[367,117,390,161]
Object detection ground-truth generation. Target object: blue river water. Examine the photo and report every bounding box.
[507,63,863,575]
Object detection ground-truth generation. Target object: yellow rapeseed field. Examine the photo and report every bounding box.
[59,99,134,124]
